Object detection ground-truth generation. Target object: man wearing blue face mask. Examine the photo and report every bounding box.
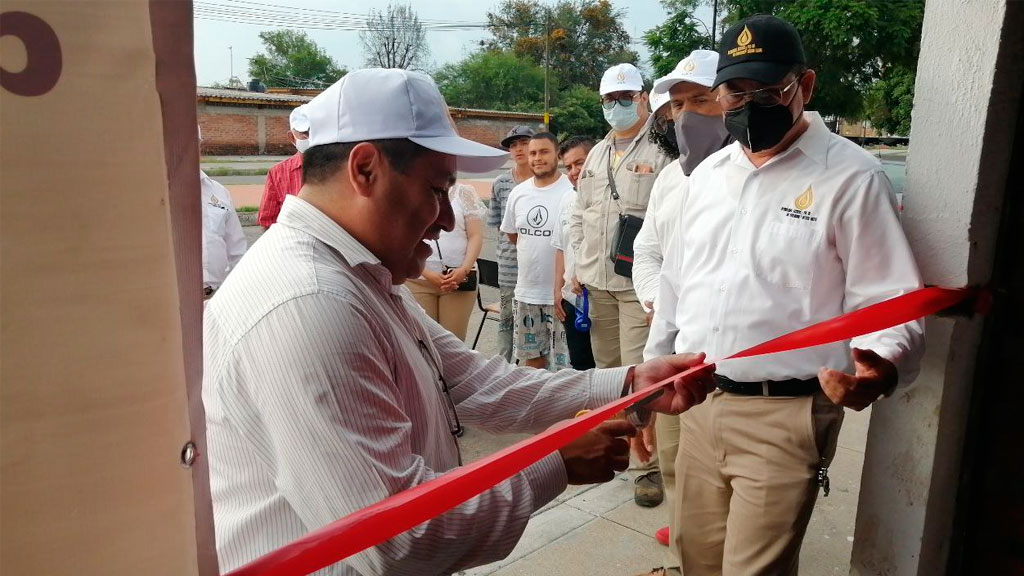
[570,62,675,507]
[631,49,731,575]
[648,16,924,574]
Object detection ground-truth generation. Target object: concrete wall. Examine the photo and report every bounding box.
[851,0,1022,573]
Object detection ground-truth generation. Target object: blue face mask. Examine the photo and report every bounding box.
[603,101,639,131]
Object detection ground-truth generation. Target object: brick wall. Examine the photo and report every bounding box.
[265,115,292,155]
[452,117,546,148]
[198,99,544,156]
[199,114,259,155]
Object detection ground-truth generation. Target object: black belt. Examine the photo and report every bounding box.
[714,374,819,397]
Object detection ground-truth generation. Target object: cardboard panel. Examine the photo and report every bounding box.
[1,2,203,573]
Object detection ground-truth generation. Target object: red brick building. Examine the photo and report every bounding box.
[197,87,545,156]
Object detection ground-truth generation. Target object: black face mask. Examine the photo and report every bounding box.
[649,119,680,158]
[724,101,797,153]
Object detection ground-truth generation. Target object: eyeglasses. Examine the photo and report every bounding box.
[417,339,463,465]
[717,76,801,109]
[601,92,640,110]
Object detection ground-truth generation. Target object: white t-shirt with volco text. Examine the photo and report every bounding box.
[500,174,573,305]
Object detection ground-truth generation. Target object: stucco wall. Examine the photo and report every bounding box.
[851,0,1019,574]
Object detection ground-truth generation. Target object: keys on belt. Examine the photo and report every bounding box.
[713,374,820,397]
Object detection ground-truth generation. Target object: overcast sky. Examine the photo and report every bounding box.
[192,0,714,86]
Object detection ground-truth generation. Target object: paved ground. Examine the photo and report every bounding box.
[236,222,866,575]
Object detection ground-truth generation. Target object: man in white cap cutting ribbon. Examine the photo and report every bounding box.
[202,68,716,575]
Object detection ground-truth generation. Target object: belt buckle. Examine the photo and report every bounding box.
[761,381,771,397]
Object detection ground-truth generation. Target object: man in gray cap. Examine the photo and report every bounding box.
[487,125,536,362]
[203,68,716,575]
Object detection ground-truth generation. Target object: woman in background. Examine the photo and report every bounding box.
[406,182,485,341]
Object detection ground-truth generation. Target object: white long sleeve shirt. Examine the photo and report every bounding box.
[201,171,247,289]
[631,161,688,311]
[203,196,629,575]
[645,113,924,384]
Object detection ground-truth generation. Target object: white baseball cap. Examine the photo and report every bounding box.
[289,104,311,133]
[652,50,719,94]
[650,90,671,114]
[599,63,644,96]
[305,68,508,173]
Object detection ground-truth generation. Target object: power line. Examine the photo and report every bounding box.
[221,0,484,26]
[195,1,491,31]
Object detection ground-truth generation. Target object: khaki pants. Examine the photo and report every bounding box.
[673,390,844,576]
[656,412,682,568]
[407,279,476,342]
[588,288,656,472]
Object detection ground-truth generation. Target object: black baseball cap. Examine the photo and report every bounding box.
[712,15,806,89]
[501,125,535,149]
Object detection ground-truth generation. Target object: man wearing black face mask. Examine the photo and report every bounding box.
[630,49,728,576]
[647,16,925,575]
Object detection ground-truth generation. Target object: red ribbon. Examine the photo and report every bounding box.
[226,286,978,576]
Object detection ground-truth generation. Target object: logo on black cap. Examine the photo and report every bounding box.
[728,26,764,58]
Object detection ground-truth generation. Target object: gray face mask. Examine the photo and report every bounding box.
[675,111,733,176]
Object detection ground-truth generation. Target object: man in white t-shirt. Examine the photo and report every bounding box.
[501,133,573,369]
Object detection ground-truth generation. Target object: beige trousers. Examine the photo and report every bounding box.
[673,390,844,576]
[406,279,476,342]
[655,412,682,567]
[588,288,656,473]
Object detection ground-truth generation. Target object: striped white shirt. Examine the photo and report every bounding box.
[203,195,629,575]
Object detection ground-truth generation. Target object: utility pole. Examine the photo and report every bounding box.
[229,45,234,80]
[543,9,550,130]
[711,0,718,49]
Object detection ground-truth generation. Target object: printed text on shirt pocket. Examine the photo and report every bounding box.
[753,220,821,290]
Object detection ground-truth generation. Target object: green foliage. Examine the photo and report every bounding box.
[643,0,713,78]
[721,0,924,121]
[485,0,639,89]
[550,85,606,139]
[864,65,916,136]
[435,50,547,110]
[248,30,347,89]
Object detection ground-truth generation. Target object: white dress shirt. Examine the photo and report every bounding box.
[201,170,247,289]
[646,112,924,384]
[203,196,629,575]
[631,161,688,311]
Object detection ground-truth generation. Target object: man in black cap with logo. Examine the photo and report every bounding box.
[646,14,925,574]
[488,125,536,362]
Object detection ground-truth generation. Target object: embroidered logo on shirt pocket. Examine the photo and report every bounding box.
[753,220,820,290]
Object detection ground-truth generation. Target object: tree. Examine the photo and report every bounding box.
[643,1,713,78]
[550,84,606,138]
[248,30,346,89]
[864,65,915,135]
[360,3,429,70]
[435,50,547,111]
[721,0,925,123]
[485,0,639,90]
